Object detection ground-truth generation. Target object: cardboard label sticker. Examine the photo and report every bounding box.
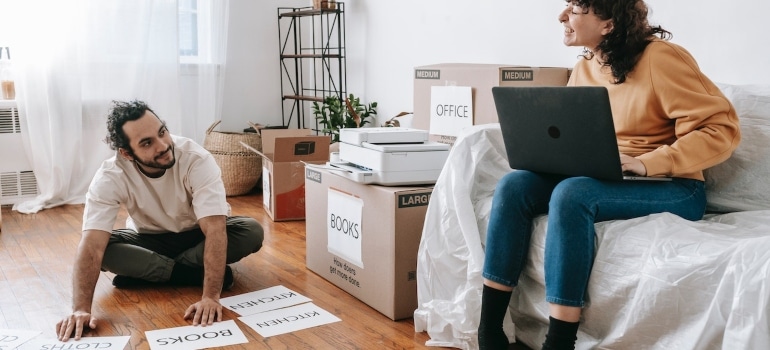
[326,188,364,268]
[397,192,432,208]
[429,85,473,137]
[500,69,535,81]
[415,69,440,80]
[306,168,322,183]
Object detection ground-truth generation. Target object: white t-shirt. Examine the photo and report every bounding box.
[82,135,230,234]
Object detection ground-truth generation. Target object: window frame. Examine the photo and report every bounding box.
[179,0,213,64]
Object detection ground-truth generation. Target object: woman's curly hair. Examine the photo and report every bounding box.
[570,0,672,84]
[104,100,158,151]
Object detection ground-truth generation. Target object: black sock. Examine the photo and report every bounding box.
[112,275,156,288]
[478,285,512,350]
[168,263,204,286]
[541,316,579,350]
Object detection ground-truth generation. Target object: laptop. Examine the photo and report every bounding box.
[491,86,671,182]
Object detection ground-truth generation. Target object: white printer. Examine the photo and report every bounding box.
[323,127,450,185]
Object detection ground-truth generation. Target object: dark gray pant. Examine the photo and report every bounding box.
[101,216,264,282]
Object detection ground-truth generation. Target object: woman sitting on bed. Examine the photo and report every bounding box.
[477,1,741,349]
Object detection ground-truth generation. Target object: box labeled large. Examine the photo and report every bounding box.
[305,167,433,320]
[413,63,570,144]
[248,129,329,221]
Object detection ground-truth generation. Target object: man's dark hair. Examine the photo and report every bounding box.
[104,100,159,151]
[569,0,672,84]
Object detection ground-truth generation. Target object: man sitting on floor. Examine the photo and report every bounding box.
[55,100,264,341]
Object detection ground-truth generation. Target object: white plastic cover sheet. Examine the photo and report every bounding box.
[414,124,513,349]
[415,123,770,349]
[705,83,770,212]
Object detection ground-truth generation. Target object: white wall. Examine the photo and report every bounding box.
[221,0,770,131]
[219,0,304,132]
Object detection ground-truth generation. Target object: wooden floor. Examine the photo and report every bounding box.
[0,192,529,350]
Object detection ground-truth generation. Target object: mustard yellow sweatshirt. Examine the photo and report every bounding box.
[568,39,741,181]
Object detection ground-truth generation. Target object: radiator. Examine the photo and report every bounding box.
[0,100,39,205]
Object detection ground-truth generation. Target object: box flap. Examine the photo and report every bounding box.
[416,63,523,70]
[261,129,313,155]
[239,141,267,159]
[273,136,330,162]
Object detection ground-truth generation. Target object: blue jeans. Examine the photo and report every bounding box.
[482,170,706,307]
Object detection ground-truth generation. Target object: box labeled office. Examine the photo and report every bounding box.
[413,63,570,144]
[305,167,433,320]
[248,129,329,221]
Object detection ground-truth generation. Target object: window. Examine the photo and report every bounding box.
[179,0,199,59]
[179,0,213,64]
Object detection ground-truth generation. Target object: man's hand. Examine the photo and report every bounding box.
[193,215,227,326]
[183,297,224,326]
[620,154,647,176]
[56,311,97,341]
[56,230,109,341]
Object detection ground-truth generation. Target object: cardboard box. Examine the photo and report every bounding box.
[413,63,570,144]
[254,129,329,221]
[304,167,433,320]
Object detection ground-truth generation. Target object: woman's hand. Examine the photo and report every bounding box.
[620,154,647,176]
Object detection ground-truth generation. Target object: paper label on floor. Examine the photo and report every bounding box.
[220,285,312,316]
[16,336,130,350]
[0,329,40,350]
[238,302,341,338]
[145,320,247,350]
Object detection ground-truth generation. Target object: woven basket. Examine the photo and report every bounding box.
[203,120,263,196]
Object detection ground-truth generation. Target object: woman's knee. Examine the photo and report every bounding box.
[497,170,537,191]
[549,177,600,210]
[494,171,541,204]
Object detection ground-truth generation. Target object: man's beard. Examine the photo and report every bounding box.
[133,144,176,171]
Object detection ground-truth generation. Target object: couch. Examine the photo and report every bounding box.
[414,83,770,349]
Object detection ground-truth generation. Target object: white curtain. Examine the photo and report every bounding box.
[179,0,229,145]
[1,0,229,213]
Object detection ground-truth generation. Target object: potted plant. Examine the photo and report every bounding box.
[312,93,377,143]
